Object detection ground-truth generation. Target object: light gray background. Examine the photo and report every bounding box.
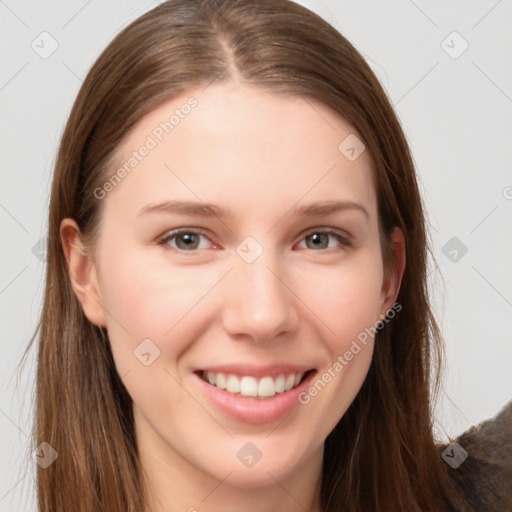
[1,0,511,509]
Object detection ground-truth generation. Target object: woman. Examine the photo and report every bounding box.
[23,0,507,510]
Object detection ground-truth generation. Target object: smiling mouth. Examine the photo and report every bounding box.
[197,369,315,399]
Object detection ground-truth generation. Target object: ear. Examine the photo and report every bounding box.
[380,227,406,315]
[60,218,107,328]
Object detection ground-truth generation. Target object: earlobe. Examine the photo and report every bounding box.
[60,218,108,328]
[380,227,406,314]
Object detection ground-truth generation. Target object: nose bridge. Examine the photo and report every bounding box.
[222,241,298,341]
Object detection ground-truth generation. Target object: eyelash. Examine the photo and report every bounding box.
[156,227,352,254]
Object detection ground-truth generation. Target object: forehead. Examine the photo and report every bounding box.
[105,83,377,220]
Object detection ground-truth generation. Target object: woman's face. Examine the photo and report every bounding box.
[63,83,402,489]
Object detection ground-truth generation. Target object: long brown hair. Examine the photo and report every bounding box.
[21,0,472,510]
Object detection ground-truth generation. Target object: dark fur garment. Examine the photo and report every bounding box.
[438,401,512,511]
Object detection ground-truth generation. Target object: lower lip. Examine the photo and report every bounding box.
[194,371,316,424]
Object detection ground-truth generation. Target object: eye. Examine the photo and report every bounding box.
[296,229,352,252]
[157,229,215,252]
[156,227,352,254]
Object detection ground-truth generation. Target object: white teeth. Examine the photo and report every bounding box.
[258,376,276,397]
[285,374,295,391]
[201,371,307,397]
[274,375,286,393]
[240,376,258,397]
[226,374,241,393]
[216,373,226,389]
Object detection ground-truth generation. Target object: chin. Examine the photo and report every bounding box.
[197,435,315,489]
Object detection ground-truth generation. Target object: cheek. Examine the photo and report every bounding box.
[297,251,384,352]
[97,247,220,367]
[294,255,383,433]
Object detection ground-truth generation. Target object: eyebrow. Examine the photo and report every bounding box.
[137,199,369,220]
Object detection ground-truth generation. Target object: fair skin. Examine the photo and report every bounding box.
[61,83,405,512]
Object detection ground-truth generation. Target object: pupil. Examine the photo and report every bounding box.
[177,233,198,250]
[309,233,327,249]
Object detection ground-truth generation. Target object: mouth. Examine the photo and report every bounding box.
[197,369,314,399]
[193,366,317,424]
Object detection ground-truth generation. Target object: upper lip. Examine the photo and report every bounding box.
[195,364,315,379]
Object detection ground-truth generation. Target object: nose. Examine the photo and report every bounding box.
[221,250,299,343]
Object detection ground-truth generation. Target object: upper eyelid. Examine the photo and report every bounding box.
[157,228,213,245]
[300,226,351,239]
